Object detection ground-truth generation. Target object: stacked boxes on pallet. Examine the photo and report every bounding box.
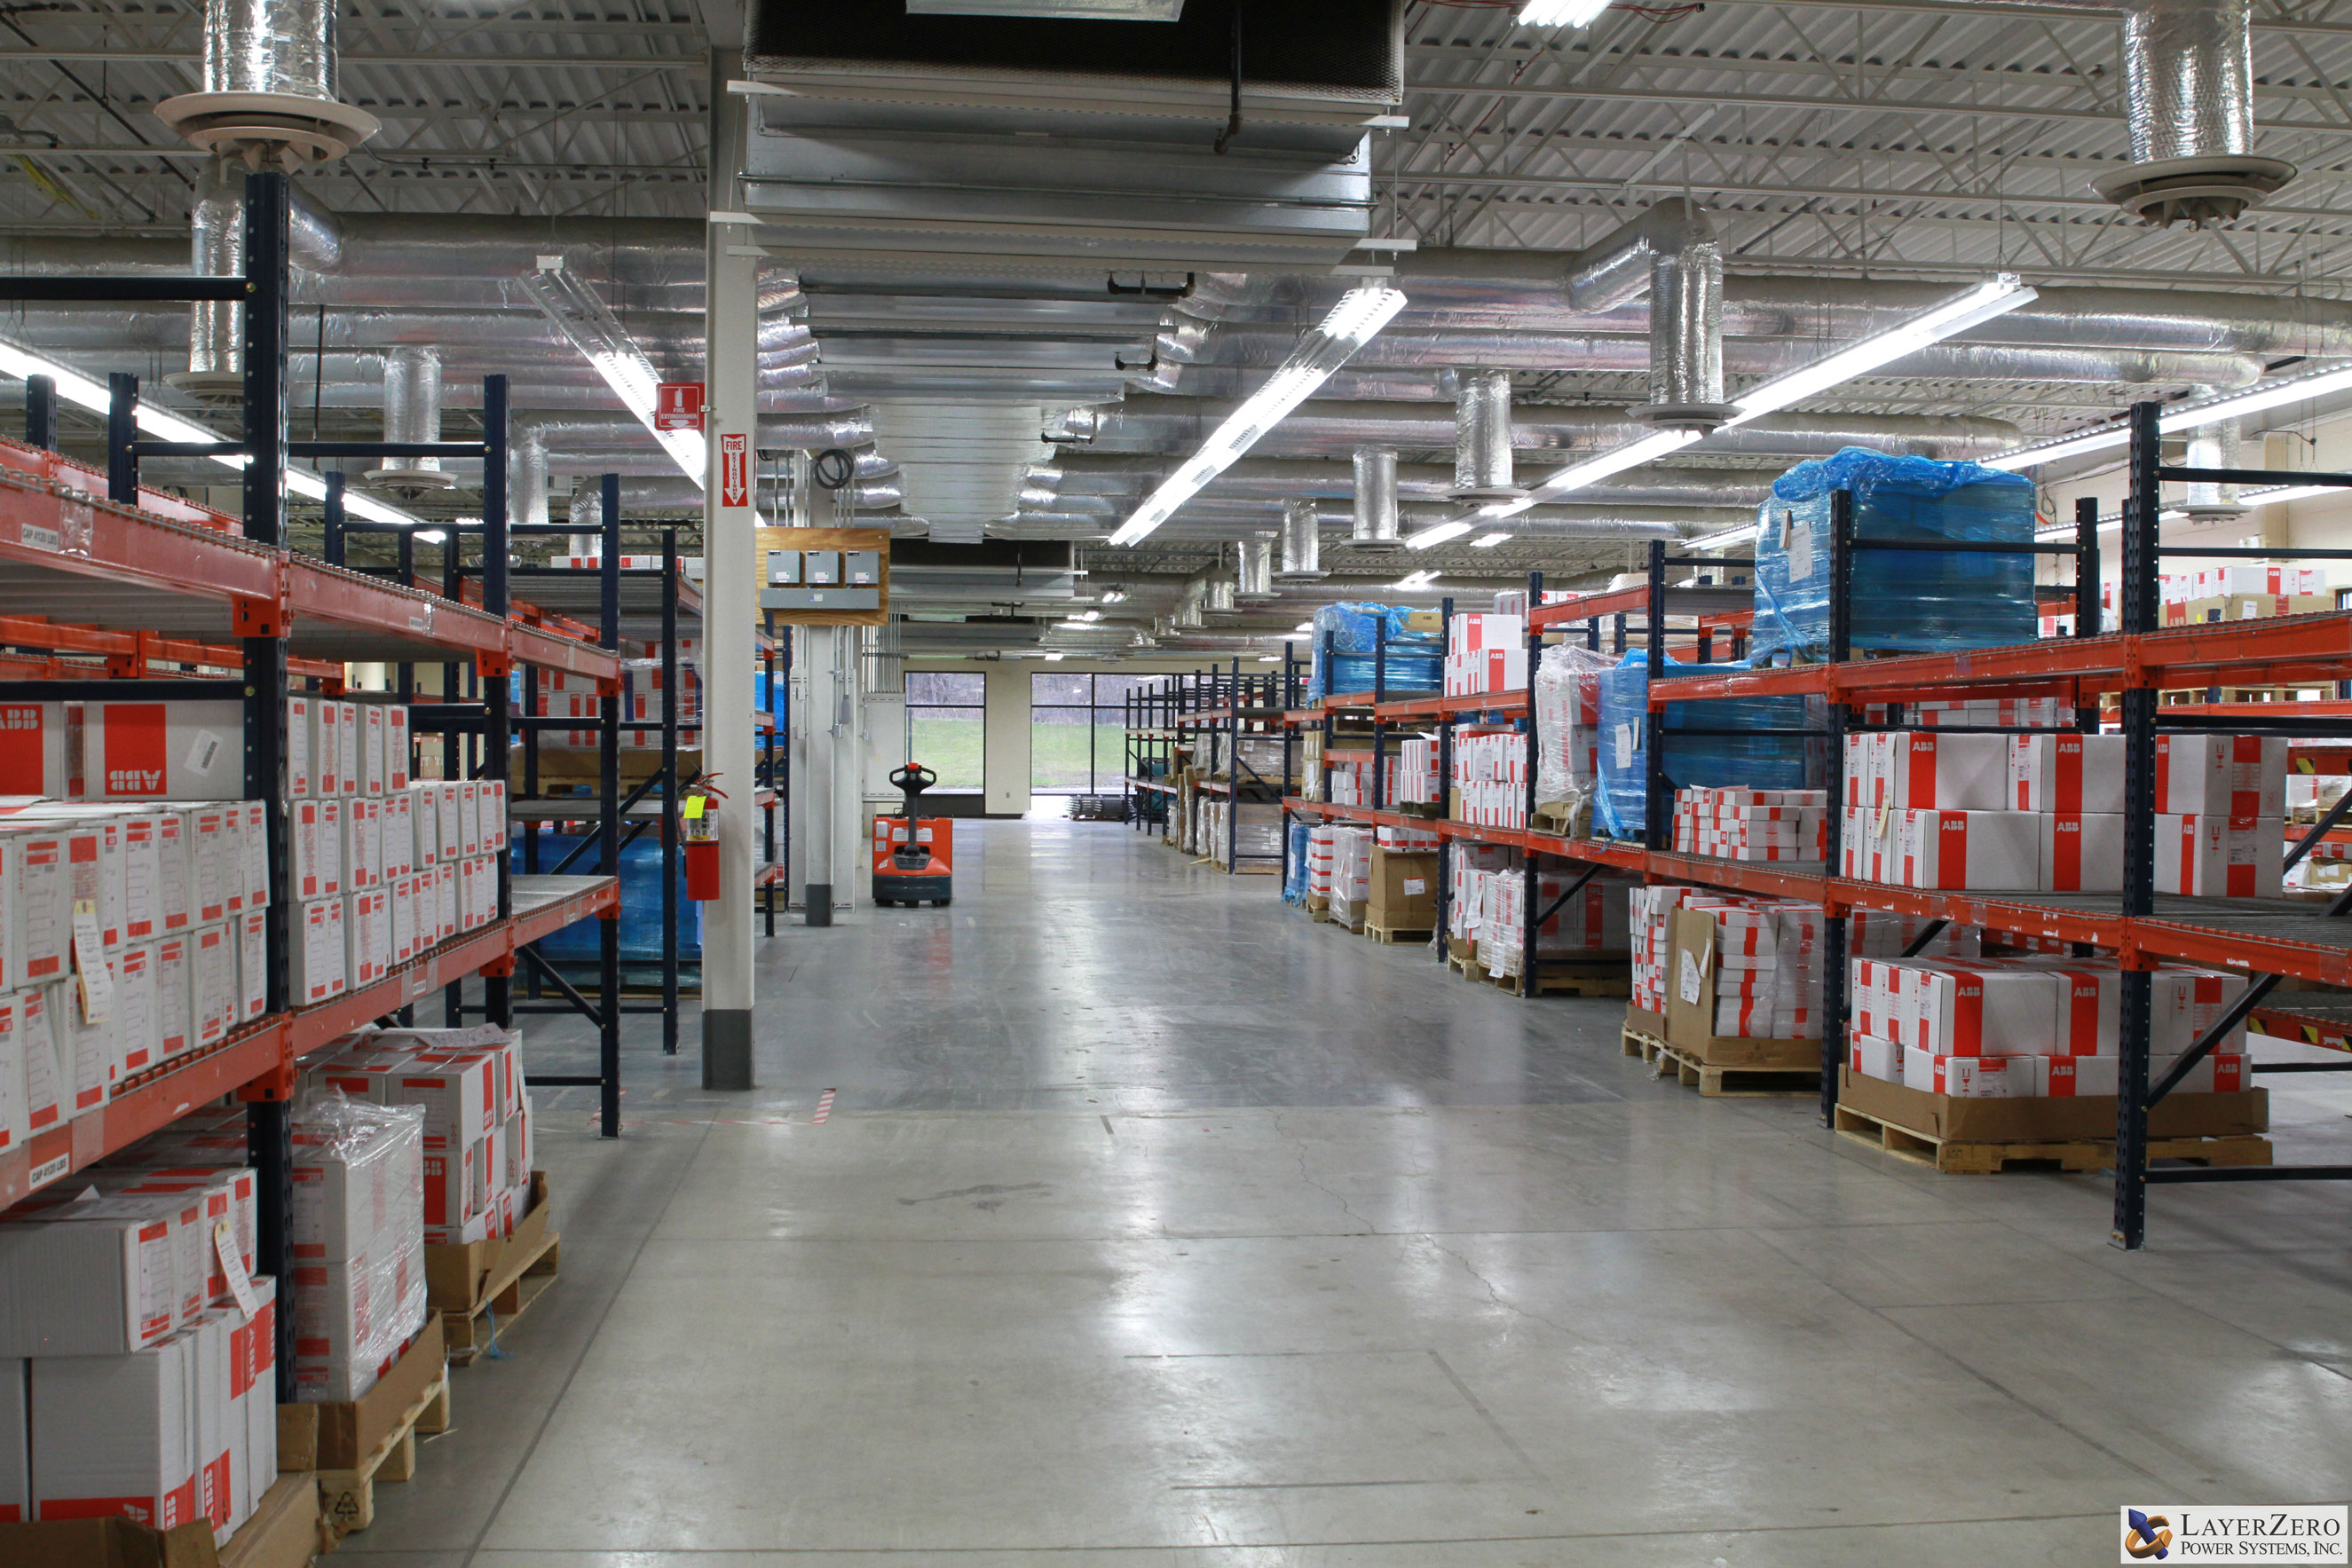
[1451,732,1528,830]
[1673,786,1830,861]
[538,634,703,750]
[1847,954,2251,1099]
[285,1093,428,1404]
[1644,890,1975,1042]
[1841,729,2283,895]
[0,1109,274,1538]
[1448,843,1515,956]
[1474,870,1635,980]
[1444,613,1526,697]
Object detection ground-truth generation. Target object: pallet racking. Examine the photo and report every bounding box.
[0,169,624,1394]
[1280,415,2352,1244]
[1122,657,1305,873]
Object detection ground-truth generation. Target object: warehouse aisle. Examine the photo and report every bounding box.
[354,821,2352,1566]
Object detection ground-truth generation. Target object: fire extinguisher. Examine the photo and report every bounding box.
[680,775,728,901]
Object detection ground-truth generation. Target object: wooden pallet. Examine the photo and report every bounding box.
[1447,949,1488,982]
[1624,1027,1820,1097]
[1488,961,1631,998]
[1365,921,1434,945]
[316,1371,451,1542]
[1834,1102,2276,1175]
[442,1225,563,1367]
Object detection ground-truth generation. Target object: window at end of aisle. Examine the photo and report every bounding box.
[907,670,985,793]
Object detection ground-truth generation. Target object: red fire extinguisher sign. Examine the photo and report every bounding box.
[719,432,750,508]
[656,381,705,430]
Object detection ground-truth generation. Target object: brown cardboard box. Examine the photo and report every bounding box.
[1836,1065,2268,1143]
[1624,1005,1668,1039]
[277,1317,445,1473]
[216,1477,320,1568]
[0,1519,221,1568]
[1366,847,1439,930]
[1662,906,1819,1068]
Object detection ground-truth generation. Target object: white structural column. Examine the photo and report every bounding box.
[699,225,759,1090]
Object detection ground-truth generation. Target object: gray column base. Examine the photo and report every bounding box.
[805,883,833,926]
[703,1008,754,1091]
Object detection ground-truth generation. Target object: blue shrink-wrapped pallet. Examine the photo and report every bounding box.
[511,832,703,964]
[1750,446,2037,664]
[1306,602,1443,701]
[1283,820,1311,903]
[1595,651,1821,838]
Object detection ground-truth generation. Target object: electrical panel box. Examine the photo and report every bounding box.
[843,551,881,586]
[802,551,841,585]
[765,550,801,585]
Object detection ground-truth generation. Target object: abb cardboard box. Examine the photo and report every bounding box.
[2040,812,2125,893]
[0,1195,187,1355]
[152,937,191,1064]
[190,923,233,1050]
[1886,731,2009,811]
[1909,964,2062,1057]
[357,704,386,797]
[1901,1045,2032,1097]
[284,696,312,797]
[291,898,346,1006]
[457,782,482,857]
[343,797,381,891]
[234,910,265,1023]
[1849,1035,1903,1083]
[2153,814,2283,898]
[0,700,66,797]
[185,807,229,926]
[382,792,412,879]
[1900,810,2040,892]
[154,812,190,934]
[4,826,70,990]
[410,783,438,869]
[435,784,462,863]
[1444,613,1527,697]
[28,1337,198,1528]
[2009,732,2126,814]
[346,888,390,987]
[2155,734,2287,816]
[335,703,359,802]
[384,705,409,792]
[82,702,242,800]
[309,701,342,797]
[120,812,163,942]
[388,874,417,965]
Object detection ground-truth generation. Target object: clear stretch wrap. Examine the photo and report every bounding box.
[1533,642,1615,816]
[1595,652,1822,839]
[1283,820,1310,902]
[1750,447,2037,663]
[289,1095,427,1404]
[1306,603,1443,702]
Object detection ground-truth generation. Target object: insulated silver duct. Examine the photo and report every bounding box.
[1205,549,1238,613]
[1352,446,1402,551]
[157,0,379,164]
[568,485,601,541]
[1451,368,1518,499]
[2095,0,2294,225]
[1236,537,1276,601]
[511,434,549,532]
[1276,499,1326,580]
[178,158,345,385]
[2182,385,2244,517]
[367,345,452,494]
[1562,198,1727,427]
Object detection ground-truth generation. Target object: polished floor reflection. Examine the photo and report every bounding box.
[352,818,2352,1566]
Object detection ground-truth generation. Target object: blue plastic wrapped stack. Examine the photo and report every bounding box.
[1595,652,1822,838]
[1750,447,2037,664]
[1306,602,1443,702]
[1283,820,1311,903]
[511,832,703,965]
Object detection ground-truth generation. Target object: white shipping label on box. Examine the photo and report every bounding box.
[86,701,241,800]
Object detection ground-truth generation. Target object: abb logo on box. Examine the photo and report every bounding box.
[655,381,704,430]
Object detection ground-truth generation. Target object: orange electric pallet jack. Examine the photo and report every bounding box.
[872,761,953,907]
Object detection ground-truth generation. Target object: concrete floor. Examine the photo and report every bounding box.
[355,818,2352,1565]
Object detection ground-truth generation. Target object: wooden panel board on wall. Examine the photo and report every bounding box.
[754,526,890,626]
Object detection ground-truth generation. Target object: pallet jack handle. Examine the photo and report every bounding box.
[889,762,935,819]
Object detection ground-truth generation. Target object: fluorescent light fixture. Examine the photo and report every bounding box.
[1109,283,1407,546]
[1470,532,1512,547]
[1519,0,1612,27]
[1098,587,1127,603]
[1292,621,1314,633]
[1723,275,2036,428]
[1393,568,1439,589]
[1990,363,2352,472]
[521,257,706,486]
[1686,521,1762,552]
[0,334,430,527]
[2243,483,2345,506]
[1514,428,1703,508]
[1043,650,1065,661]
[1406,518,1476,550]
